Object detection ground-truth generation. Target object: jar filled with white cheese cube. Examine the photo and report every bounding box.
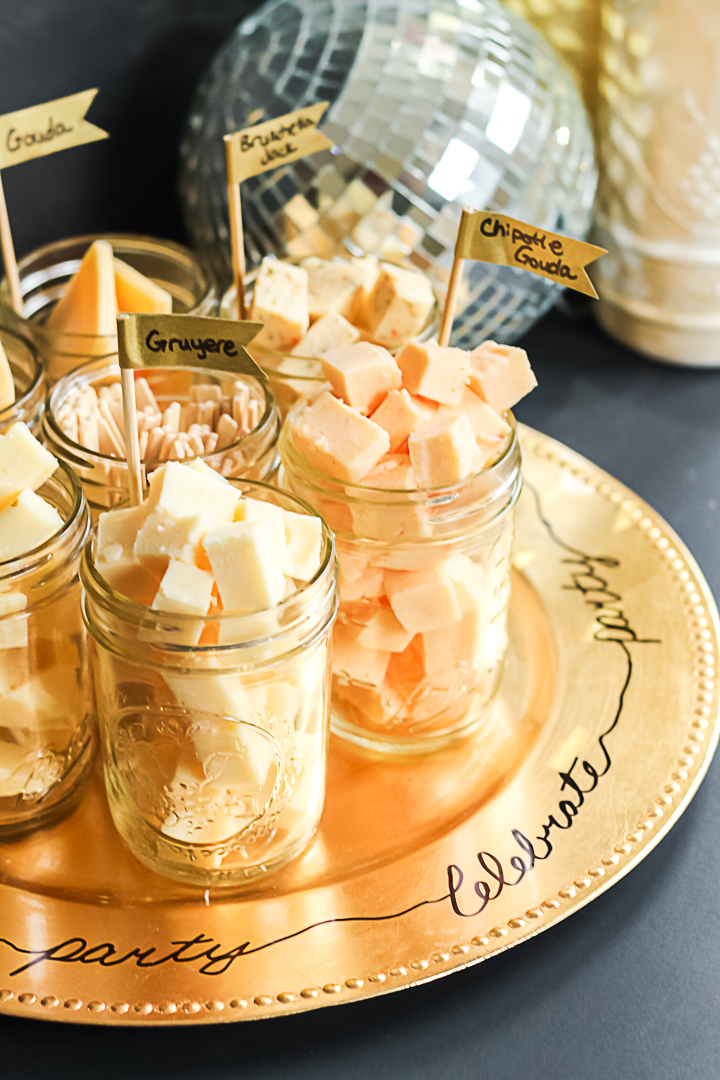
[0,434,94,835]
[81,466,337,887]
[0,326,45,437]
[280,337,532,755]
[43,358,281,520]
[220,255,438,417]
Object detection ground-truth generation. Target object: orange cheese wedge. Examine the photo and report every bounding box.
[47,239,117,336]
[0,338,15,411]
[114,257,172,315]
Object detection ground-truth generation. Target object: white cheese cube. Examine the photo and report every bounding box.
[283,509,323,581]
[367,263,435,348]
[302,258,359,321]
[134,511,212,565]
[149,559,214,646]
[183,457,232,485]
[96,503,149,569]
[291,310,360,358]
[0,423,58,511]
[251,258,309,351]
[147,461,239,524]
[235,497,291,575]
[202,518,286,612]
[0,489,63,561]
[0,339,15,411]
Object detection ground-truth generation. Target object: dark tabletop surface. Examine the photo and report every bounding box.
[1,3,719,1077]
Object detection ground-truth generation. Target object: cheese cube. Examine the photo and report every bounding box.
[396,342,470,407]
[367,263,435,348]
[362,454,417,490]
[349,454,428,540]
[320,342,401,416]
[235,497,291,575]
[96,503,149,568]
[408,412,483,487]
[467,341,537,413]
[0,339,15,412]
[334,680,404,728]
[150,559,215,646]
[292,310,360,358]
[384,563,462,634]
[346,255,382,328]
[0,423,58,511]
[385,636,426,690]
[290,391,390,483]
[460,387,511,449]
[183,457,232,485]
[355,606,413,653]
[332,622,391,685]
[203,518,286,612]
[46,239,117,336]
[0,489,63,561]
[114,257,172,315]
[147,461,239,523]
[370,389,435,452]
[302,258,359,321]
[134,511,212,565]
[163,670,265,724]
[283,509,323,581]
[337,551,385,601]
[251,258,309,351]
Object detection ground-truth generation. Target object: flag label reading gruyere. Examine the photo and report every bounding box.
[117,314,266,379]
[0,89,108,170]
[455,210,606,299]
[224,102,334,185]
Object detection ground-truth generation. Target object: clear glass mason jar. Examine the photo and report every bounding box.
[0,461,94,836]
[0,234,217,383]
[42,357,281,521]
[81,481,337,887]
[0,324,45,436]
[279,413,521,755]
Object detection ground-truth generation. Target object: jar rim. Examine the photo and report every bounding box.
[0,458,87,576]
[46,357,279,467]
[279,403,519,501]
[81,478,337,645]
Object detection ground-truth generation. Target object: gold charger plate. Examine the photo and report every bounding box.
[0,424,717,1025]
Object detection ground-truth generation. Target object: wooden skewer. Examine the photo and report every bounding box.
[0,172,22,315]
[438,253,464,348]
[120,367,143,507]
[226,159,247,320]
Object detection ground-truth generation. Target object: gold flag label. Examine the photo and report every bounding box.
[224,102,334,185]
[0,89,108,170]
[455,210,606,299]
[117,314,267,378]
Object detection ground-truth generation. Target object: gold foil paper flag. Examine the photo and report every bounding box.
[224,102,333,185]
[0,89,107,170]
[455,210,606,299]
[439,208,607,344]
[116,313,266,506]
[0,89,108,315]
[224,103,335,319]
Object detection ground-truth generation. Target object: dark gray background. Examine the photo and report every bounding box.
[1,4,719,1077]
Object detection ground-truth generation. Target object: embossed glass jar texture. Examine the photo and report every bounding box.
[0,234,217,384]
[42,358,281,521]
[279,413,521,755]
[81,482,337,888]
[0,325,45,436]
[0,461,94,836]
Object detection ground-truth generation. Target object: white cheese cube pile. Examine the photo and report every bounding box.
[0,422,62,560]
[95,460,324,633]
[249,254,435,358]
[0,338,16,412]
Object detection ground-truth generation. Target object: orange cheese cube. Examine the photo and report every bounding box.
[460,387,511,448]
[396,341,470,406]
[338,550,385,601]
[114,258,172,315]
[290,391,390,482]
[251,258,309,351]
[408,411,483,487]
[347,255,382,328]
[332,621,391,685]
[370,388,435,452]
[355,606,413,653]
[47,239,117,336]
[320,341,401,415]
[467,341,537,413]
[350,454,428,541]
[384,563,462,634]
[291,310,360,358]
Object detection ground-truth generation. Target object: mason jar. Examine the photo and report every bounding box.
[280,412,521,755]
[81,481,337,887]
[0,234,217,383]
[0,461,94,835]
[42,357,281,521]
[0,324,45,436]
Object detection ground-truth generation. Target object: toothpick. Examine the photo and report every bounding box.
[0,173,22,315]
[438,252,464,348]
[225,139,247,320]
[120,367,143,506]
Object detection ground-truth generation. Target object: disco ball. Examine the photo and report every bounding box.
[180,0,596,347]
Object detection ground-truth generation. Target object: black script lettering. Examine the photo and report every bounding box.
[481,216,506,238]
[549,238,563,255]
[514,244,578,281]
[146,329,165,352]
[259,141,298,168]
[6,118,73,154]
